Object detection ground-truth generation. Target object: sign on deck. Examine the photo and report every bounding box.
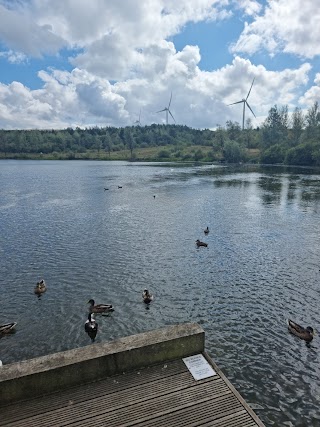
[183,354,217,381]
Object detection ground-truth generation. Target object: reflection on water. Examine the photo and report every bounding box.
[214,179,251,188]
[1,160,320,426]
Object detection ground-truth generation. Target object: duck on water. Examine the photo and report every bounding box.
[34,279,46,295]
[0,322,17,336]
[88,299,114,314]
[287,319,315,342]
[142,289,154,304]
[85,313,98,342]
[196,239,208,247]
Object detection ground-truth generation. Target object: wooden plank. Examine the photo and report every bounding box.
[132,397,245,427]
[3,379,231,427]
[1,356,265,427]
[0,359,190,424]
[202,352,265,427]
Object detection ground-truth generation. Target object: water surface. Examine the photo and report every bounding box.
[0,160,320,426]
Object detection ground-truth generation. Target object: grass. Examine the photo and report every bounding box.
[0,145,259,162]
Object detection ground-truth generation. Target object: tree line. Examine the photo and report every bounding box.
[0,101,320,166]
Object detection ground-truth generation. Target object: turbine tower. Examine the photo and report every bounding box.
[134,109,141,126]
[229,78,256,130]
[156,92,175,124]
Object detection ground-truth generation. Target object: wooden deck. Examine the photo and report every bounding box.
[0,353,265,427]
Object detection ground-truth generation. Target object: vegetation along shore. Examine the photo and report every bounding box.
[1,102,320,166]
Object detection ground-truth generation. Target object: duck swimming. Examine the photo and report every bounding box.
[196,239,208,247]
[34,279,46,295]
[85,313,98,342]
[88,299,114,314]
[142,289,154,304]
[204,226,209,235]
[0,322,17,335]
[287,319,315,342]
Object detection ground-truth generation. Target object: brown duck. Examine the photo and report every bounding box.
[196,239,208,247]
[88,299,114,314]
[287,319,315,342]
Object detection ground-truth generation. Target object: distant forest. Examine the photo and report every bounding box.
[1,102,320,166]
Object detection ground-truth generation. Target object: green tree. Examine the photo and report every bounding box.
[262,105,288,148]
[194,148,204,161]
[305,101,320,140]
[285,142,315,166]
[226,120,241,141]
[260,144,286,164]
[290,107,304,146]
[223,140,245,163]
[124,128,135,159]
[102,133,112,158]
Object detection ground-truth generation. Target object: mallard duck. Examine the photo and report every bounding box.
[85,313,98,342]
[142,289,154,304]
[88,299,114,314]
[34,279,46,294]
[0,322,17,335]
[287,319,315,342]
[204,226,209,235]
[196,239,208,247]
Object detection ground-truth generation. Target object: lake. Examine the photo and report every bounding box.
[0,160,320,426]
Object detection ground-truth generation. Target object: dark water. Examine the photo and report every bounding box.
[1,160,320,426]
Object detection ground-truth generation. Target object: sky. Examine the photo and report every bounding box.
[0,0,320,130]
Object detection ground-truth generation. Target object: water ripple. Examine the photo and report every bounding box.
[1,161,320,426]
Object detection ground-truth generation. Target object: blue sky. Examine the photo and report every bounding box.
[0,0,319,129]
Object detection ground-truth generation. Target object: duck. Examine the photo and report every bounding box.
[196,239,208,247]
[85,313,98,342]
[0,322,17,335]
[204,226,209,235]
[34,279,46,295]
[142,289,154,304]
[287,319,315,342]
[88,299,114,314]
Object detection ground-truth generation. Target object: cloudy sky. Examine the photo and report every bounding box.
[0,0,319,130]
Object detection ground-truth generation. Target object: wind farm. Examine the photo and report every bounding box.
[156,92,176,125]
[228,78,256,130]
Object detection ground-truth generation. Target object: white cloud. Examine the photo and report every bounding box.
[0,4,66,57]
[0,50,27,64]
[235,0,262,16]
[0,1,230,58]
[231,0,320,58]
[0,53,312,130]
[0,0,316,129]
[299,73,320,107]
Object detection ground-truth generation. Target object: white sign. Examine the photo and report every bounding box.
[183,354,217,380]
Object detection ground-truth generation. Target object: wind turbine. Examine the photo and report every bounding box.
[156,92,176,124]
[134,109,141,126]
[229,78,256,130]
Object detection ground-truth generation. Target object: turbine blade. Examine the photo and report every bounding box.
[246,77,255,100]
[156,108,166,113]
[246,101,256,118]
[169,109,176,123]
[168,92,172,108]
[228,100,244,106]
